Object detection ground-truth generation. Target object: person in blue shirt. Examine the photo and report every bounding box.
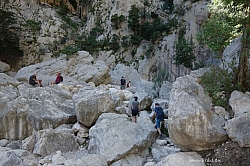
[152,103,164,139]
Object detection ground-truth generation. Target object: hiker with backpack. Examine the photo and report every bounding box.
[120,76,126,90]
[131,96,140,123]
[151,103,164,139]
[51,72,63,85]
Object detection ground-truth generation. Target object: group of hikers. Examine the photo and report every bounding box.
[120,76,130,90]
[29,72,63,87]
[121,76,164,139]
[131,96,165,139]
[29,74,164,139]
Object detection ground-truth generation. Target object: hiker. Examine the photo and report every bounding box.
[151,103,164,139]
[120,76,126,90]
[29,73,42,87]
[131,96,140,123]
[51,72,63,85]
[127,81,131,88]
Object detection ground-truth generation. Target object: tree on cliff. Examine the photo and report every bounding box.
[221,0,250,91]
[128,5,140,35]
[198,0,250,91]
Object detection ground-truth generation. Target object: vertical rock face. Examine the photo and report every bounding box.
[2,0,210,81]
[168,74,228,151]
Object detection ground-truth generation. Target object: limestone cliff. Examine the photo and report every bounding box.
[0,0,210,82]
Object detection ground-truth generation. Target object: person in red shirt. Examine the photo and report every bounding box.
[51,72,63,85]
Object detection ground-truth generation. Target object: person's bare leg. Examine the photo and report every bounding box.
[36,80,42,87]
[132,116,135,122]
[157,128,162,135]
[132,116,137,123]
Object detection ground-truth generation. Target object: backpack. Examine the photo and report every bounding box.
[60,76,63,82]
[155,107,164,120]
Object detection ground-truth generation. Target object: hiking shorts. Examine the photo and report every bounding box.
[155,118,162,129]
[132,109,138,116]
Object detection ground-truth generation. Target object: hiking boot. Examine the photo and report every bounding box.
[159,134,164,140]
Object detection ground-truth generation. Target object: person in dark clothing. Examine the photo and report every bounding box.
[131,96,140,123]
[51,72,63,85]
[151,103,164,139]
[29,73,42,87]
[120,76,126,90]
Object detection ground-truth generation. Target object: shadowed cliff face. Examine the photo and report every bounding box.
[0,52,23,71]
[0,9,23,71]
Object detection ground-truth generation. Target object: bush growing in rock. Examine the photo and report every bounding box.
[200,66,234,112]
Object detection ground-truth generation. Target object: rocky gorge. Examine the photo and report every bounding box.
[1,0,250,165]
[0,51,249,166]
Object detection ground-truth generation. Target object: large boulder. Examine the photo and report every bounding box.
[73,87,115,127]
[224,115,250,147]
[32,129,79,156]
[15,51,111,86]
[88,113,156,164]
[159,81,172,100]
[0,147,38,166]
[168,75,228,151]
[229,90,250,118]
[225,90,250,147]
[0,84,76,140]
[137,80,158,98]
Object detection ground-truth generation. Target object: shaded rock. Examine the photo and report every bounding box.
[33,129,79,156]
[224,115,250,147]
[229,90,250,118]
